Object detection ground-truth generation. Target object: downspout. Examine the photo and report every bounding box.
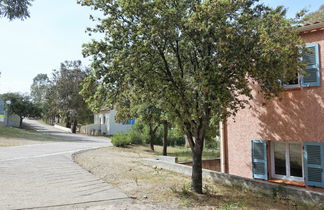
[220,120,229,173]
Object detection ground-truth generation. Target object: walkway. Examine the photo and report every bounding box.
[0,120,130,209]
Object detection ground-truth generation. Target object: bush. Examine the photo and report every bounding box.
[111,133,131,147]
[168,129,185,146]
[127,128,144,145]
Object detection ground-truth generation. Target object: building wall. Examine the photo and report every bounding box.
[106,110,132,135]
[4,113,20,128]
[226,30,324,178]
[93,110,132,135]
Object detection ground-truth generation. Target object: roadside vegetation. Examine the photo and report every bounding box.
[111,123,219,162]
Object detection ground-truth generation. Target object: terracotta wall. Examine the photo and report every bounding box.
[226,29,324,178]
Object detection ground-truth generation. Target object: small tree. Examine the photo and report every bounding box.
[79,0,304,193]
[1,93,41,128]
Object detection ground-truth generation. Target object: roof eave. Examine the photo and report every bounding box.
[298,22,324,33]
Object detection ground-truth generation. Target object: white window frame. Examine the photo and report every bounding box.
[283,73,301,89]
[271,142,304,182]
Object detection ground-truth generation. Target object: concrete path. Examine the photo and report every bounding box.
[0,120,130,209]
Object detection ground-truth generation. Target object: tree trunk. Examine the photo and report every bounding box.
[192,139,203,194]
[149,125,156,151]
[72,119,77,134]
[19,117,23,128]
[163,121,168,156]
[65,115,71,128]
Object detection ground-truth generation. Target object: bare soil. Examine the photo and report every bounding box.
[74,146,317,210]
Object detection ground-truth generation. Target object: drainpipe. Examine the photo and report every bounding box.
[220,120,228,173]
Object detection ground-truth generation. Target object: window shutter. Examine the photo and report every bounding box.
[251,140,268,180]
[304,142,324,187]
[301,44,320,87]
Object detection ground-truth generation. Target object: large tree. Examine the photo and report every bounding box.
[79,0,304,193]
[51,61,92,133]
[0,0,32,20]
[30,73,50,104]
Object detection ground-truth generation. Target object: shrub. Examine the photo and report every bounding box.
[168,129,185,146]
[127,128,144,144]
[111,133,131,147]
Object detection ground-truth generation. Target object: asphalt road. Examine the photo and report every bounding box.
[0,119,131,209]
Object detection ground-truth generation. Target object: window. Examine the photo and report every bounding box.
[103,116,106,124]
[271,142,303,181]
[283,43,320,88]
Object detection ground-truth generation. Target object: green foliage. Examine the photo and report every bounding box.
[0,0,32,20]
[303,5,324,23]
[1,93,41,127]
[167,129,185,147]
[35,60,93,130]
[127,128,144,145]
[111,133,131,147]
[30,73,49,104]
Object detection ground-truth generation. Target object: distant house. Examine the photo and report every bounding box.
[0,97,20,127]
[220,21,324,190]
[81,109,134,136]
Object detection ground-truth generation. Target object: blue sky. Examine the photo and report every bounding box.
[0,0,322,94]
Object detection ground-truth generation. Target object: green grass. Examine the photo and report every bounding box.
[129,144,219,162]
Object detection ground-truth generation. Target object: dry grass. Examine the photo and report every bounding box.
[74,146,318,209]
[0,126,61,147]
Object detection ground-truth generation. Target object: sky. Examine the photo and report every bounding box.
[0,0,322,94]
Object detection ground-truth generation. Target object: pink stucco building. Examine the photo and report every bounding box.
[221,21,324,189]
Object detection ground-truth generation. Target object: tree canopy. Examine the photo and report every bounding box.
[303,4,324,23]
[79,0,304,193]
[31,61,93,133]
[30,73,50,104]
[0,0,32,20]
[1,92,41,127]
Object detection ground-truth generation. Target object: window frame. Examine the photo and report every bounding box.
[283,73,302,89]
[283,43,320,89]
[271,142,304,182]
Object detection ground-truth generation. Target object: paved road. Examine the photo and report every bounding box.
[0,120,130,209]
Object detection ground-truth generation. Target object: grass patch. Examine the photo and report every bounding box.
[0,126,61,147]
[127,144,219,162]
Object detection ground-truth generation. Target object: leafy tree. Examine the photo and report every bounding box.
[30,73,50,104]
[43,81,60,125]
[79,0,304,193]
[0,0,32,20]
[303,5,324,23]
[1,93,41,128]
[52,61,92,133]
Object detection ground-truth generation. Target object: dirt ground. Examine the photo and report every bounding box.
[74,146,318,210]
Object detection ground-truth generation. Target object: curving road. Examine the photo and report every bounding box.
[0,119,130,209]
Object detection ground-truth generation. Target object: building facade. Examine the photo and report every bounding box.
[221,22,324,189]
[81,109,134,136]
